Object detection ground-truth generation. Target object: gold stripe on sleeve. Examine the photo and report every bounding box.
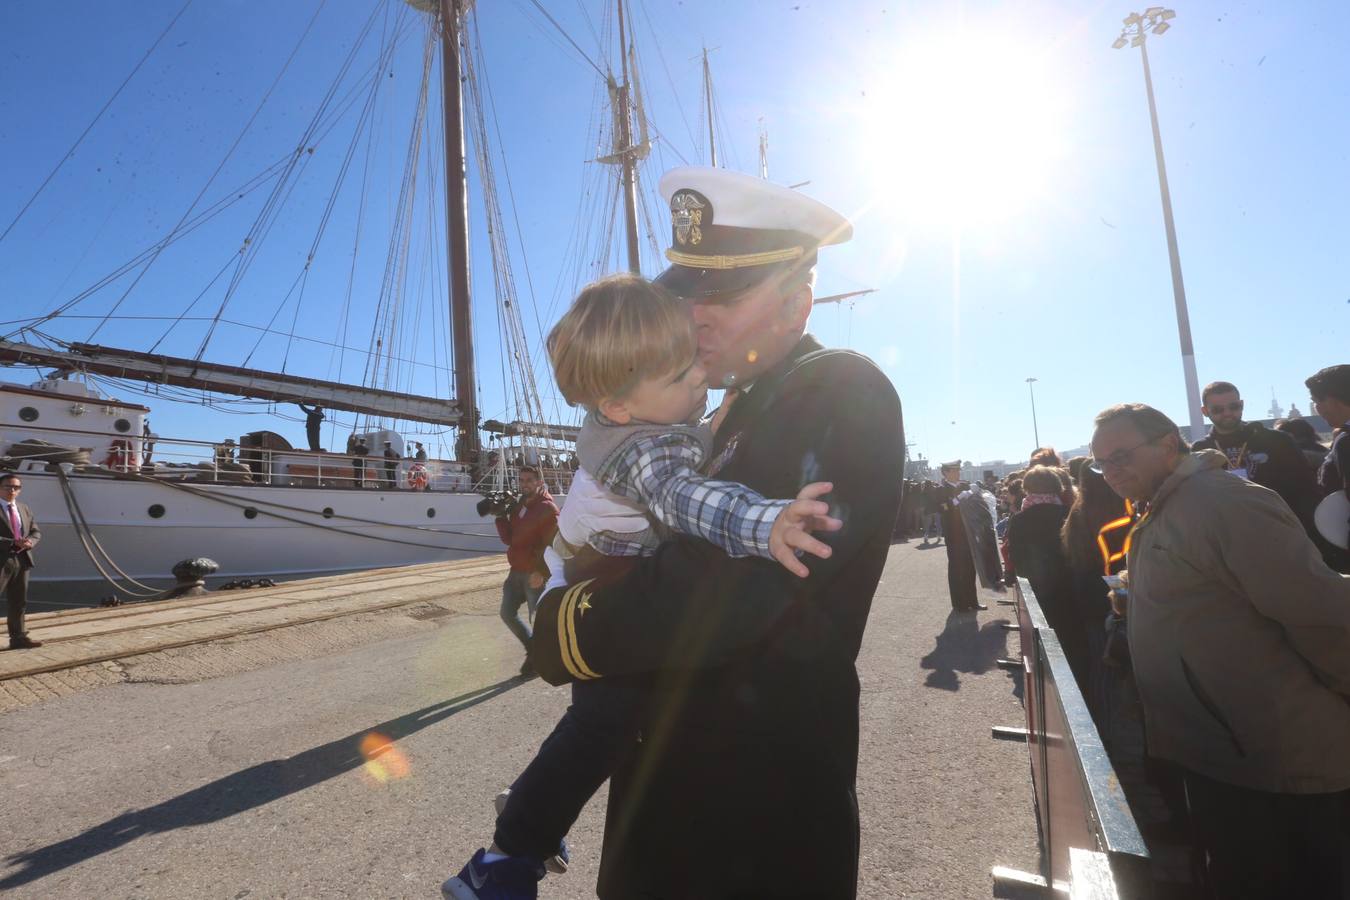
[555,583,586,680]
[559,579,601,681]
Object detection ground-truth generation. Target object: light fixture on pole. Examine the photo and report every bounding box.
[1113,8,1203,441]
[1026,377,1041,449]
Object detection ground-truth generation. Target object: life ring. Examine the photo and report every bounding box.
[406,463,429,491]
[104,438,139,472]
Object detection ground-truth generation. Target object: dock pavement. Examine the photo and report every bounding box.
[0,541,1038,898]
[0,557,508,684]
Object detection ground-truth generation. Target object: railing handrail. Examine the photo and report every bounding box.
[4,419,577,495]
[1015,576,1150,898]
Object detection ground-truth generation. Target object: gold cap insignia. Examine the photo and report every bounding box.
[671,191,706,247]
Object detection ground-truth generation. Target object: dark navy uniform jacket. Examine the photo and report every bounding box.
[533,335,904,899]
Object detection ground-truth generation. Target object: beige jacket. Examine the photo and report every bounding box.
[1126,449,1350,793]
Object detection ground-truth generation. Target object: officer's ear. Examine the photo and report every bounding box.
[781,282,813,331]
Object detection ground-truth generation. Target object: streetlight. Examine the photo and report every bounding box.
[1113,7,1205,441]
[1026,377,1041,449]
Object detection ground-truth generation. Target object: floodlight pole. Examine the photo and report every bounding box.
[1117,10,1205,441]
[1026,377,1041,448]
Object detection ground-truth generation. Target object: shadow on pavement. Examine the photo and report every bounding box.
[0,676,529,889]
[918,610,1010,691]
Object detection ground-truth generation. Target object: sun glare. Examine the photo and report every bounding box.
[859,31,1072,231]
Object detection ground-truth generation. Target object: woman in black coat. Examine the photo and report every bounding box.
[1006,466,1083,683]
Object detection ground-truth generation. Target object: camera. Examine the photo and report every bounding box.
[476,490,522,518]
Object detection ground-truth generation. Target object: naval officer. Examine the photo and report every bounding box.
[935,461,985,611]
[531,166,905,899]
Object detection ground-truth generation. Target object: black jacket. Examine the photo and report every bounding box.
[1192,422,1320,525]
[1319,430,1349,497]
[934,480,968,545]
[532,336,904,899]
[1006,504,1086,672]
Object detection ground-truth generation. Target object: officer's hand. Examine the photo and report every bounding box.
[769,482,843,578]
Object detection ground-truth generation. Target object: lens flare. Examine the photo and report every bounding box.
[746,349,758,364]
[359,732,410,783]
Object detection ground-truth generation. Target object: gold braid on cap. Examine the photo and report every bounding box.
[664,246,804,270]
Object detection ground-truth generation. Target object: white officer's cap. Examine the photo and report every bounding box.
[655,166,852,297]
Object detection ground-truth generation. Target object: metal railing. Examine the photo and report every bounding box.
[993,577,1150,898]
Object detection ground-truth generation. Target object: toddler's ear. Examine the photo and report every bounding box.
[598,396,632,425]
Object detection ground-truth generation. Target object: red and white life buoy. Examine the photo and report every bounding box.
[406,463,429,491]
[104,438,139,472]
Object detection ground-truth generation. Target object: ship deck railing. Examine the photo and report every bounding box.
[4,422,575,495]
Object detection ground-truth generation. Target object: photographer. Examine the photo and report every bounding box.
[493,466,557,676]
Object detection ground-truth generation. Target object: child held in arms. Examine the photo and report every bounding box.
[443,274,840,900]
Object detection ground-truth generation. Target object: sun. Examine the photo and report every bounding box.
[857,30,1072,231]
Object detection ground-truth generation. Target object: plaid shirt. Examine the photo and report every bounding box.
[591,430,789,559]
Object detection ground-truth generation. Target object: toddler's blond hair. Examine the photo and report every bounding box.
[548,274,696,408]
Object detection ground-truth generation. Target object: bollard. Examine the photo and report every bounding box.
[165,557,220,599]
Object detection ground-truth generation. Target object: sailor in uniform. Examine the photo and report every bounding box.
[936,460,985,611]
[530,166,904,899]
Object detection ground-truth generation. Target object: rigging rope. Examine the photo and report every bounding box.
[519,0,608,79]
[462,16,552,446]
[471,14,572,433]
[0,0,195,246]
[56,470,164,598]
[86,1,332,346]
[191,0,389,364]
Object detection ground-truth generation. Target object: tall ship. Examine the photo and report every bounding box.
[0,0,680,605]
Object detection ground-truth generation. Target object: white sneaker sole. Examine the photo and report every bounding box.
[441,876,477,900]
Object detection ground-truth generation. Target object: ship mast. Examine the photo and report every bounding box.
[615,0,641,273]
[703,47,718,167]
[438,0,480,461]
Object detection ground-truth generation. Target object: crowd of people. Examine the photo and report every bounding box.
[907,370,1350,898]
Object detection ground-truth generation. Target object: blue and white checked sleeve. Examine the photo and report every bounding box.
[596,432,790,559]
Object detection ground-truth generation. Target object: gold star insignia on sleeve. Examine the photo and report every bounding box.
[578,593,592,616]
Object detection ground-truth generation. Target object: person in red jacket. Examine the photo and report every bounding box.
[494,466,558,675]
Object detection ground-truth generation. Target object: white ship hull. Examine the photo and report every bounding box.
[20,467,505,606]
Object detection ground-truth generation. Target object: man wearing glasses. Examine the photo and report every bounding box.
[1091,403,1350,898]
[1192,380,1320,529]
[0,472,42,650]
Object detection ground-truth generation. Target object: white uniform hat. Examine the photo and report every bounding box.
[655,167,852,297]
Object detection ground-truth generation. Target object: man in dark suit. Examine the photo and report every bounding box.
[525,167,904,900]
[1,472,42,650]
[936,461,985,612]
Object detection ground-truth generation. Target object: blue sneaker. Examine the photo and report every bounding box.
[441,849,543,900]
[494,789,569,874]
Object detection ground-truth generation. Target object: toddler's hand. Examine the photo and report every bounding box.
[769,482,843,578]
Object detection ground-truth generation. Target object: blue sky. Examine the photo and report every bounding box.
[2,0,1346,466]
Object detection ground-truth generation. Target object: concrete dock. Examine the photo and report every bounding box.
[0,543,1038,898]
